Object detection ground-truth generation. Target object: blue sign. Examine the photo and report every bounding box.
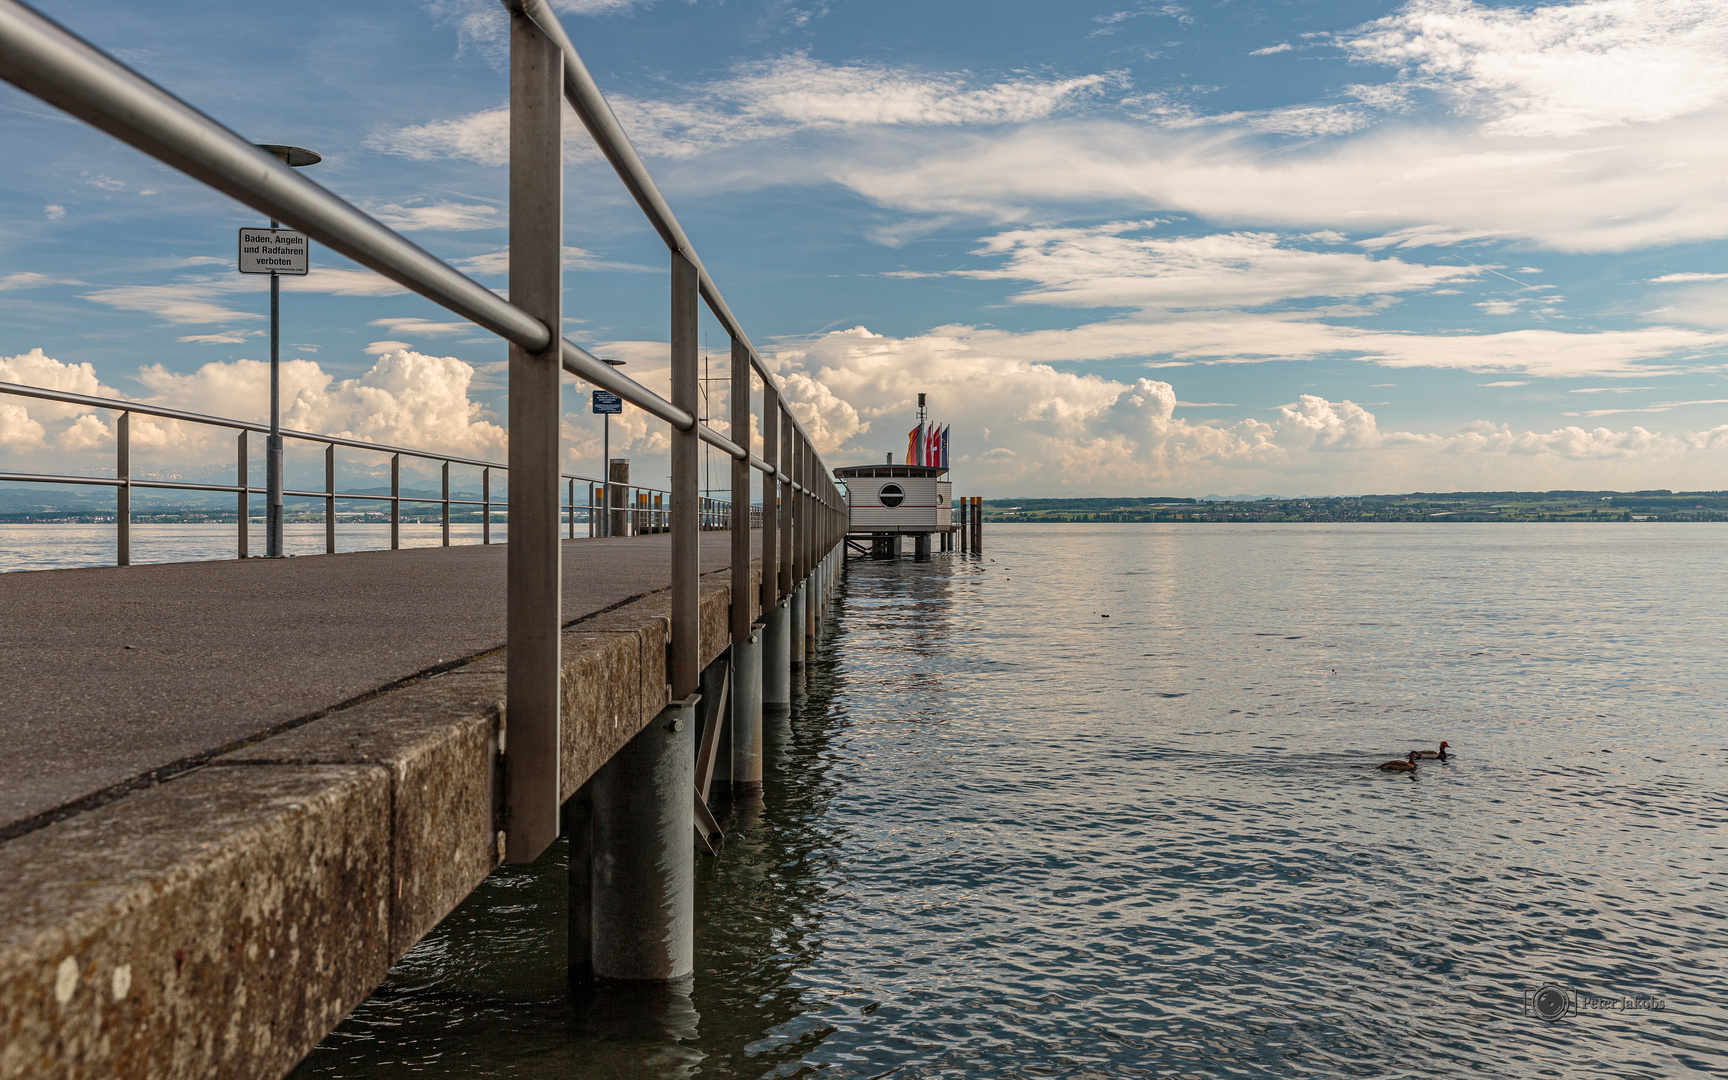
[592,390,622,414]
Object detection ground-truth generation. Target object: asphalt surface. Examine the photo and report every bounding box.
[0,533,757,832]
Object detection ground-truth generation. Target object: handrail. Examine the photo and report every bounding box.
[1,379,793,495]
[514,0,828,457]
[557,343,777,475]
[0,1,547,351]
[0,380,514,471]
[0,1,790,476]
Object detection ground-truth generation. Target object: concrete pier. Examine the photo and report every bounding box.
[0,533,771,1078]
[590,696,696,981]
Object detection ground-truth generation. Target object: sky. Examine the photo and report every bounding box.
[4,0,1728,498]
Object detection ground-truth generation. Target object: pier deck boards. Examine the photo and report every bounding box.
[0,533,755,835]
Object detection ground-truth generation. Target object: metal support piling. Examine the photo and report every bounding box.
[731,629,762,795]
[763,601,791,713]
[564,780,594,981]
[590,697,696,980]
[790,581,806,671]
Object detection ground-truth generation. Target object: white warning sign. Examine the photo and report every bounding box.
[237,227,309,275]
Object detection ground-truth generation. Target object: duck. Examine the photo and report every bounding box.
[1413,741,1450,761]
[1377,752,1419,773]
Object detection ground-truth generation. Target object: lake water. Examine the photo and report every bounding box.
[21,522,1722,1077]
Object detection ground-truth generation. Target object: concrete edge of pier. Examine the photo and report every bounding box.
[0,564,757,1080]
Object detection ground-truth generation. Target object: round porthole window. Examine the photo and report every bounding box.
[879,483,905,508]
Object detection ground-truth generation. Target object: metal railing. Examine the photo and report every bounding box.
[0,0,849,863]
[0,380,682,560]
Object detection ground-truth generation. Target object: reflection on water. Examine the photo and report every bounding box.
[295,525,1726,1078]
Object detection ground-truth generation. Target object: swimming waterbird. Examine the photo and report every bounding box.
[1413,741,1450,760]
[1377,752,1420,773]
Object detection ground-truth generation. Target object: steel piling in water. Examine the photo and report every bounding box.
[763,600,792,712]
[731,629,763,794]
[589,697,697,981]
[790,582,807,671]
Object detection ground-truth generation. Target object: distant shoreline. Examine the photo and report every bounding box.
[976,490,1727,525]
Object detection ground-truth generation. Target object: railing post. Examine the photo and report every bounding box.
[325,442,335,555]
[482,467,491,545]
[731,338,752,647]
[237,431,248,559]
[761,380,778,614]
[779,409,794,602]
[390,452,400,550]
[505,3,564,863]
[671,251,700,702]
[567,477,575,539]
[730,337,761,795]
[442,461,451,547]
[789,427,806,672]
[115,411,129,567]
[804,435,816,655]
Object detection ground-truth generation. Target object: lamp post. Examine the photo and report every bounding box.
[599,358,625,537]
[255,143,320,558]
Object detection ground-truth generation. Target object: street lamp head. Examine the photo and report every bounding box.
[257,144,321,167]
[601,357,626,366]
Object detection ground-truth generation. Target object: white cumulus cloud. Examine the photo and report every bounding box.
[763,325,1728,493]
[1341,0,1728,137]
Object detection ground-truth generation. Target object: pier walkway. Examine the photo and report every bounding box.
[0,533,755,836]
[0,1,850,1075]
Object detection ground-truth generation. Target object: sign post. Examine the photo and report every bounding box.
[242,144,319,558]
[593,388,622,537]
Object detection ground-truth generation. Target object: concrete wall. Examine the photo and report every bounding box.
[0,566,759,1080]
